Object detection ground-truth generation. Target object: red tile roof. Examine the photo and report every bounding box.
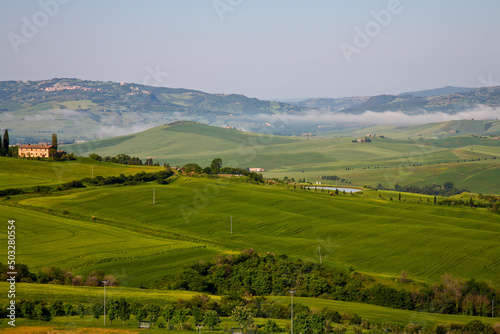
[19,144,54,149]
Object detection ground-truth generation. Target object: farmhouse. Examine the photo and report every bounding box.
[18,144,54,158]
[249,167,264,172]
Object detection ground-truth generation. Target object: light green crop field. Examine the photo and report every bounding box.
[62,123,500,194]
[0,157,162,190]
[0,282,205,307]
[4,174,500,287]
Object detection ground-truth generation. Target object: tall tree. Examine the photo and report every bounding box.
[203,309,221,331]
[106,298,118,325]
[51,133,58,151]
[2,130,9,156]
[162,304,175,329]
[231,306,254,330]
[210,158,222,174]
[0,133,2,156]
[146,304,161,328]
[77,304,85,319]
[117,298,131,326]
[64,304,73,318]
[174,308,189,330]
[92,302,103,323]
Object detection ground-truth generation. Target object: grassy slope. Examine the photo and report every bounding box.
[5,176,500,287]
[0,157,162,190]
[0,204,224,286]
[0,283,497,327]
[62,123,500,194]
[317,120,500,139]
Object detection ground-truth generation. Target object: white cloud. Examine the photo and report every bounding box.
[256,105,500,126]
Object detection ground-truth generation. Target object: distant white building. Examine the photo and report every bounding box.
[249,168,264,172]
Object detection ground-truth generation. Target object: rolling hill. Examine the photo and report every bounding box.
[62,121,500,194]
[2,153,500,330]
[2,168,500,288]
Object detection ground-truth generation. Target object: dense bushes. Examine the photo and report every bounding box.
[182,158,265,183]
[82,170,174,186]
[392,182,468,196]
[146,250,500,318]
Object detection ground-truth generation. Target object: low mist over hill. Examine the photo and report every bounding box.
[1,78,499,142]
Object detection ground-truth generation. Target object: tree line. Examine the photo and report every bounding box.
[3,293,497,334]
[0,263,118,287]
[145,250,500,318]
[392,181,468,197]
[182,158,265,183]
[0,169,175,198]
[90,153,144,165]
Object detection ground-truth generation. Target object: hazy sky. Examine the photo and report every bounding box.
[1,0,500,100]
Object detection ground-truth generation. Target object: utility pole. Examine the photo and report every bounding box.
[102,280,108,325]
[318,246,322,264]
[230,216,233,234]
[153,188,155,205]
[92,165,94,179]
[289,290,296,334]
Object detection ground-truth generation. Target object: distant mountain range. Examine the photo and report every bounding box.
[1,78,499,142]
[398,86,474,97]
[291,86,500,113]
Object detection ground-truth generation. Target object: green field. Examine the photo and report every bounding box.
[2,125,500,330]
[0,157,162,190]
[3,172,500,287]
[62,123,500,194]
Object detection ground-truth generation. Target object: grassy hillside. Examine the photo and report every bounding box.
[62,122,500,194]
[0,157,162,190]
[317,120,500,139]
[4,175,500,287]
[63,122,297,168]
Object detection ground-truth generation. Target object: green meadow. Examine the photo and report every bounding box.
[4,174,500,287]
[2,123,500,330]
[0,156,162,190]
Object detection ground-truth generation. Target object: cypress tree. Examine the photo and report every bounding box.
[3,130,9,156]
[51,133,58,151]
[0,133,2,156]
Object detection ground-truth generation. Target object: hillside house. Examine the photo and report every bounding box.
[249,167,264,172]
[18,144,54,158]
